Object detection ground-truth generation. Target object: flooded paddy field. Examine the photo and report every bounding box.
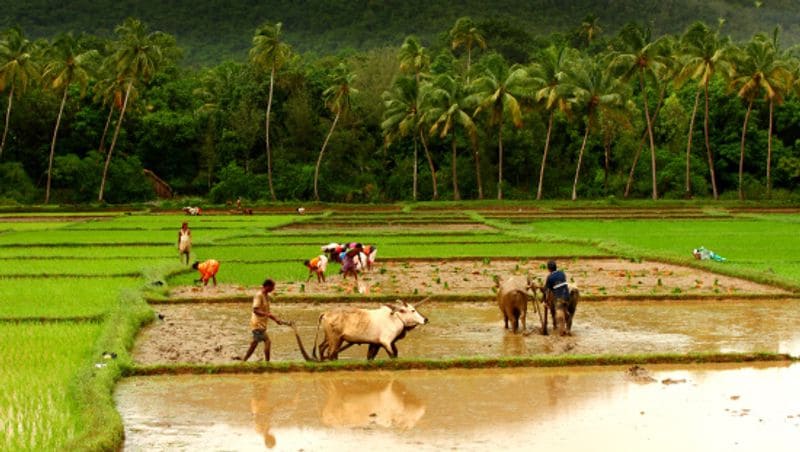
[135,299,800,364]
[117,363,800,451]
[166,258,789,300]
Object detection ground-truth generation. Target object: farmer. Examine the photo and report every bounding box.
[304,254,328,283]
[340,243,363,281]
[544,260,569,301]
[192,259,219,287]
[177,222,192,265]
[236,279,289,362]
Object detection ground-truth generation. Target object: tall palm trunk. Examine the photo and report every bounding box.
[45,87,69,204]
[685,90,701,196]
[603,132,611,193]
[624,86,666,198]
[703,81,719,200]
[639,72,658,200]
[738,97,754,201]
[419,129,438,199]
[571,123,591,201]
[451,126,460,201]
[497,119,504,200]
[99,81,133,202]
[313,109,340,201]
[412,135,418,201]
[98,104,115,153]
[0,87,15,158]
[473,145,483,199]
[766,99,774,198]
[265,66,277,201]
[536,111,554,200]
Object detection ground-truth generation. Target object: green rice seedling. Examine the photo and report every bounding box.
[0,258,177,277]
[0,323,101,451]
[167,261,303,286]
[0,277,142,319]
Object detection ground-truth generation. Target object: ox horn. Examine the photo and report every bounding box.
[414,296,432,307]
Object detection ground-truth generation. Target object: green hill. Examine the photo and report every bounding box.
[3,0,799,65]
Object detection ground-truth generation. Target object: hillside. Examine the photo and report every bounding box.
[2,0,799,66]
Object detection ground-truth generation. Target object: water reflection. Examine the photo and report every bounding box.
[320,379,426,429]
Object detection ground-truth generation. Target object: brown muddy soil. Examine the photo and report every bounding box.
[116,363,800,451]
[134,299,800,364]
[166,258,789,301]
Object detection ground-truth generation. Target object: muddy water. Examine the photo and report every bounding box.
[117,363,800,451]
[135,300,800,364]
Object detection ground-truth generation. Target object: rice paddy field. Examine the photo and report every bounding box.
[2,203,800,450]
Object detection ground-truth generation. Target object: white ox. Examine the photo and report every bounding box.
[312,300,429,360]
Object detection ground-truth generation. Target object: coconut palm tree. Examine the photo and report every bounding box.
[675,22,734,200]
[530,45,575,200]
[449,17,486,81]
[566,57,626,200]
[382,75,438,200]
[428,73,478,200]
[42,33,98,203]
[98,18,171,202]
[730,35,793,199]
[611,23,668,200]
[249,22,291,201]
[470,54,527,199]
[0,27,40,158]
[313,64,357,201]
[397,36,430,199]
[578,14,603,48]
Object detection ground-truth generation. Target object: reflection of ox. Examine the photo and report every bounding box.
[292,300,428,361]
[321,379,426,429]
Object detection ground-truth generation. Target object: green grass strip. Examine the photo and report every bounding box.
[126,351,794,376]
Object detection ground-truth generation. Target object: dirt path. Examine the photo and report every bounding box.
[167,258,789,301]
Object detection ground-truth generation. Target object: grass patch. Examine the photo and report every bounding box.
[0,322,102,451]
[127,351,794,376]
[0,277,143,319]
[0,258,178,277]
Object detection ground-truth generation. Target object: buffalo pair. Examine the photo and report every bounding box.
[290,299,429,361]
[496,275,579,336]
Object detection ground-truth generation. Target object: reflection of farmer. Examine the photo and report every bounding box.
[236,279,288,362]
[250,383,276,448]
[544,260,569,301]
[192,259,219,287]
[177,222,192,265]
[304,255,328,283]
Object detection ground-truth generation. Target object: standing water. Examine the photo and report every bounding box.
[117,363,800,451]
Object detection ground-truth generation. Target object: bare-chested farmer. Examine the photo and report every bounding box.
[235,279,289,362]
[178,222,192,265]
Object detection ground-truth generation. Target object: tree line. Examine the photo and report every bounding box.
[1,16,799,204]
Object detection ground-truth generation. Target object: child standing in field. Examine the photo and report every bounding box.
[178,222,192,265]
[192,259,219,287]
[235,279,289,362]
[304,254,328,282]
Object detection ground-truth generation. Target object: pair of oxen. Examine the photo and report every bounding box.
[496,275,580,336]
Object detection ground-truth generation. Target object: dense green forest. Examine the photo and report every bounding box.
[1,10,799,204]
